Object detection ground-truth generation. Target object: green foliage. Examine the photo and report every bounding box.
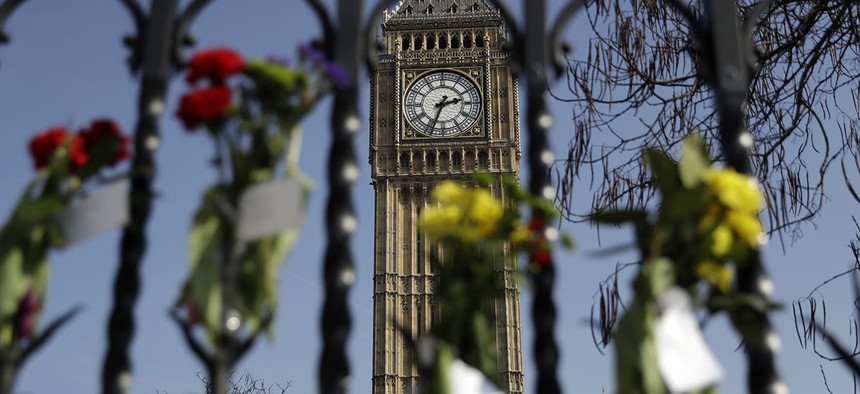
[602,135,772,393]
[174,52,325,346]
[417,174,572,393]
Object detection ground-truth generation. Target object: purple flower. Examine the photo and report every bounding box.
[298,42,326,65]
[14,287,39,340]
[324,61,352,89]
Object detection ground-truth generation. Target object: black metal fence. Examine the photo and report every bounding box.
[0,0,780,393]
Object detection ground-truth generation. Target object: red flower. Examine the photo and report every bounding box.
[176,86,233,131]
[28,127,69,169]
[185,48,245,85]
[532,249,552,266]
[69,133,90,170]
[527,216,552,266]
[79,119,131,166]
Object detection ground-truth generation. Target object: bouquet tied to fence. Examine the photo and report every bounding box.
[0,120,129,393]
[170,45,343,388]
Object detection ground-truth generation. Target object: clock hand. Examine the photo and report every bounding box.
[434,95,449,108]
[430,102,445,130]
[431,95,453,131]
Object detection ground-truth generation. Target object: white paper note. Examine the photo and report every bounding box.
[236,179,303,241]
[449,359,503,394]
[654,287,724,392]
[57,180,129,247]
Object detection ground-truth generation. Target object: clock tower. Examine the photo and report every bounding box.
[369,1,523,392]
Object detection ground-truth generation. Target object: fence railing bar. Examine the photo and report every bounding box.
[524,0,562,389]
[102,1,181,393]
[705,0,784,392]
[319,1,363,393]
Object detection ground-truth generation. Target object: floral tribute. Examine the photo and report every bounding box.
[1,119,130,392]
[416,174,571,393]
[593,135,769,393]
[171,45,340,390]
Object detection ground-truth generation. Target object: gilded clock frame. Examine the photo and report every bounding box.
[400,67,485,141]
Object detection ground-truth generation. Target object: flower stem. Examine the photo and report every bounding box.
[0,353,16,394]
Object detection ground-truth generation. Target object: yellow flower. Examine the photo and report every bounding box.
[725,210,765,248]
[466,189,504,240]
[710,224,733,256]
[420,182,504,243]
[696,261,734,293]
[697,203,722,233]
[701,168,762,214]
[432,181,468,205]
[419,205,463,239]
[509,220,532,245]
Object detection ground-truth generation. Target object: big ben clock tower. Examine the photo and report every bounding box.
[369,1,523,392]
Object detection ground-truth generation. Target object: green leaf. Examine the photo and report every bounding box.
[435,341,453,394]
[661,188,707,221]
[642,257,675,298]
[561,233,575,250]
[0,247,28,321]
[679,134,710,189]
[15,196,65,225]
[188,188,221,268]
[614,296,667,394]
[644,149,680,195]
[185,187,224,341]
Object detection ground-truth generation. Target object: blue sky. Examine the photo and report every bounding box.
[0,1,858,393]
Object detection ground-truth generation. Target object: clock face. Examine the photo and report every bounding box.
[403,70,482,137]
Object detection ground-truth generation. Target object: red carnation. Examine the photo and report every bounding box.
[80,119,131,166]
[176,86,233,131]
[28,127,69,169]
[68,133,90,170]
[185,48,245,85]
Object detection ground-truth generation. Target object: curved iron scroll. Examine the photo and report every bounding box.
[0,0,27,45]
[103,1,211,393]
[172,0,214,67]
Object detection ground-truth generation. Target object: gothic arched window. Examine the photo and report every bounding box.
[452,152,462,167]
[478,150,489,168]
[427,152,437,167]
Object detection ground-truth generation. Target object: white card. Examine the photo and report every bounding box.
[57,180,129,247]
[449,359,503,394]
[236,179,303,241]
[654,287,724,392]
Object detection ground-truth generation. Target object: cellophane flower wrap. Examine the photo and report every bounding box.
[416,173,572,394]
[0,120,129,355]
[174,46,341,344]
